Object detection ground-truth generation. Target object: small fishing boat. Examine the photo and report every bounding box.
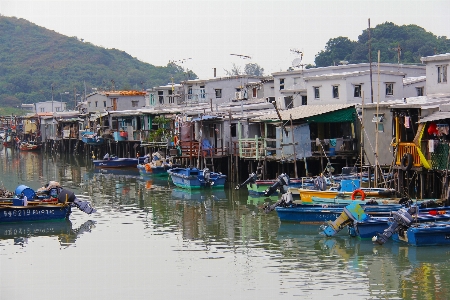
[19,141,41,151]
[137,152,172,176]
[275,203,403,224]
[321,201,450,239]
[93,155,145,168]
[81,131,105,146]
[373,205,450,246]
[0,184,96,223]
[168,167,226,189]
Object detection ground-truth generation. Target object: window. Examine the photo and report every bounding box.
[438,65,448,83]
[88,102,91,107]
[215,89,222,98]
[40,107,44,112]
[188,86,193,99]
[252,87,257,98]
[354,85,361,97]
[200,85,205,99]
[385,83,394,96]
[332,85,339,98]
[56,107,60,112]
[372,113,384,132]
[158,91,164,104]
[132,100,139,107]
[284,96,293,109]
[314,87,320,99]
[280,78,285,90]
[231,123,237,137]
[103,101,107,107]
[416,87,424,96]
[95,101,98,107]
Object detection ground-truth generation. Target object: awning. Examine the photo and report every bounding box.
[307,107,356,123]
[418,111,450,123]
[191,115,221,122]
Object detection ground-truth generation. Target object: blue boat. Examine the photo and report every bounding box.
[0,185,96,223]
[275,203,403,223]
[137,163,170,176]
[93,156,145,168]
[391,222,450,246]
[0,204,72,223]
[371,204,450,246]
[320,201,450,239]
[81,131,105,146]
[167,167,226,189]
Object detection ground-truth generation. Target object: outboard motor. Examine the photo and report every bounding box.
[264,173,290,197]
[263,174,292,213]
[58,188,97,214]
[235,173,257,190]
[321,202,369,236]
[203,168,212,186]
[372,206,417,245]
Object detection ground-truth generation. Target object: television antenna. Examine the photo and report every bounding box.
[290,49,304,69]
[230,53,251,59]
[389,43,402,64]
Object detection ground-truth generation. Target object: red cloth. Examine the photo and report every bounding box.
[428,123,438,135]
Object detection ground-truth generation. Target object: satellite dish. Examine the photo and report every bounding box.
[292,58,303,68]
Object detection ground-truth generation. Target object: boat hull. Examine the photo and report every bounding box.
[275,204,402,224]
[168,167,226,189]
[137,164,169,176]
[247,179,313,196]
[392,222,450,246]
[93,157,145,168]
[0,204,71,223]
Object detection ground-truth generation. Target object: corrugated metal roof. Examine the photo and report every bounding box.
[418,111,450,123]
[251,104,355,121]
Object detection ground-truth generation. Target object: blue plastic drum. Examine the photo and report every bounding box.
[14,185,36,200]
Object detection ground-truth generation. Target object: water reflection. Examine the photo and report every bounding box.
[3,149,450,299]
[0,219,96,248]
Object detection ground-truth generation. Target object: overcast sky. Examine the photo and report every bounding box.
[1,0,449,80]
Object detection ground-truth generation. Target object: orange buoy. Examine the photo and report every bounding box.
[351,189,366,200]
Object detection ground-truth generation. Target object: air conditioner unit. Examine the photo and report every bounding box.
[235,91,242,100]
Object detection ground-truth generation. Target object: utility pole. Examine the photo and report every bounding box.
[368,18,374,104]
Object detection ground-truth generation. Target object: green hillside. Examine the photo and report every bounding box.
[314,22,450,67]
[0,16,196,108]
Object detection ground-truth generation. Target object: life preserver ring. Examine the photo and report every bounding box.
[173,135,179,146]
[401,153,413,171]
[145,163,151,172]
[351,189,366,200]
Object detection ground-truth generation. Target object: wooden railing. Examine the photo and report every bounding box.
[396,142,422,167]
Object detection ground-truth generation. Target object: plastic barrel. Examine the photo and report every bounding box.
[14,185,36,199]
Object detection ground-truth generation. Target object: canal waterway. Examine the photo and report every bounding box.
[1,147,450,300]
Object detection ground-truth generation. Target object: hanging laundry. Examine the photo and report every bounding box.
[429,139,435,153]
[315,138,320,146]
[404,116,410,128]
[329,139,337,147]
[428,123,438,136]
[437,124,449,136]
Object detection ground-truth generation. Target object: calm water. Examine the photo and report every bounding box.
[1,147,450,300]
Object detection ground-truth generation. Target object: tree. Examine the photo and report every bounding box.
[314,22,450,67]
[224,63,241,76]
[244,63,264,76]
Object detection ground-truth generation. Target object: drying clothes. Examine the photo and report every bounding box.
[429,140,435,153]
[437,124,449,136]
[404,116,410,128]
[316,138,320,146]
[323,139,330,145]
[329,139,337,147]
